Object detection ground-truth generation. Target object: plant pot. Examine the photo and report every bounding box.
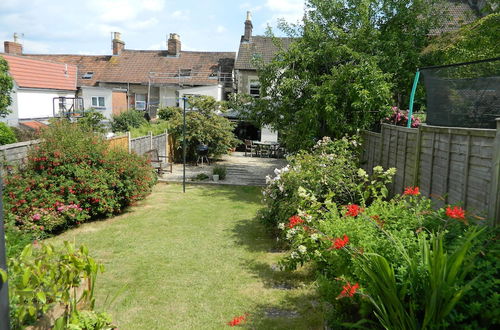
[213,174,219,182]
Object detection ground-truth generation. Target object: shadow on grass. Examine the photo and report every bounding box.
[230,214,325,329]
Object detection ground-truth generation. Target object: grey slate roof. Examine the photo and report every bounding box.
[235,36,294,71]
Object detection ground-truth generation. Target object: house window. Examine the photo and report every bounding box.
[135,93,146,110]
[249,80,260,98]
[176,69,191,77]
[91,96,105,108]
[82,72,94,79]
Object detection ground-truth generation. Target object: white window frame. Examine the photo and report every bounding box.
[91,96,105,109]
[249,79,260,98]
[135,93,147,110]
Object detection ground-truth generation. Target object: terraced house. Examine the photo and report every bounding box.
[1,32,235,123]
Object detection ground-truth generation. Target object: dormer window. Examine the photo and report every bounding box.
[82,72,94,79]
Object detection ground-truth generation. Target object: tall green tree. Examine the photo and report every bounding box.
[0,56,14,117]
[244,0,444,151]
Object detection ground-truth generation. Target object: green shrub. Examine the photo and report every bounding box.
[3,120,156,238]
[259,136,367,229]
[11,125,39,142]
[6,242,104,329]
[110,109,147,132]
[158,106,181,121]
[167,96,238,161]
[213,165,226,180]
[129,120,170,138]
[0,122,17,145]
[79,109,107,134]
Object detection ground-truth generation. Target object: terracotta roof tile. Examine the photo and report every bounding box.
[24,50,235,87]
[1,53,77,90]
[20,121,48,130]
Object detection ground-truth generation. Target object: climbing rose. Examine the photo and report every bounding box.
[32,213,41,221]
[288,215,304,229]
[345,204,361,217]
[403,186,420,196]
[337,282,360,299]
[329,235,349,250]
[227,314,248,326]
[446,206,465,219]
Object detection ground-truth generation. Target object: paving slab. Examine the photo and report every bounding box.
[158,152,287,186]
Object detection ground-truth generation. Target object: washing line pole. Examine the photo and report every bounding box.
[182,97,187,193]
[407,70,420,128]
[0,168,10,330]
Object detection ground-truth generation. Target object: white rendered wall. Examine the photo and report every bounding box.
[80,86,113,119]
[261,125,278,143]
[17,89,76,119]
[178,85,222,108]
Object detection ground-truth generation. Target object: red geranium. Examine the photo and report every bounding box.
[329,235,349,250]
[446,206,465,219]
[288,215,304,229]
[403,186,420,196]
[345,204,361,217]
[337,282,359,299]
[227,314,248,327]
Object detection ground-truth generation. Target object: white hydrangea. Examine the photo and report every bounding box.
[298,245,307,254]
[278,222,285,230]
[357,168,368,178]
[310,233,319,241]
[373,165,384,173]
[290,251,299,259]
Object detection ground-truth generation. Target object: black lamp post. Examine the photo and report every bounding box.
[182,97,187,193]
[0,169,10,330]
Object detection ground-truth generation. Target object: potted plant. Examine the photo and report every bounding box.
[213,165,226,182]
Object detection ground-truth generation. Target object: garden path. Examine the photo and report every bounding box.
[159,152,287,186]
[51,184,325,329]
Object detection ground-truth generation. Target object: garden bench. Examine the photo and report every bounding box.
[145,149,172,174]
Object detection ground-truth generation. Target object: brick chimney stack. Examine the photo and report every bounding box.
[243,11,253,42]
[167,33,181,56]
[4,33,23,54]
[112,32,125,55]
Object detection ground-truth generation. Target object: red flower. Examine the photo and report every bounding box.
[446,206,465,219]
[345,204,361,217]
[337,282,360,299]
[227,314,248,327]
[403,186,420,196]
[329,235,349,250]
[288,215,304,229]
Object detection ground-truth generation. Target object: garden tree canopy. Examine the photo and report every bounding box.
[167,95,238,161]
[244,0,445,151]
[0,56,14,117]
[422,13,500,64]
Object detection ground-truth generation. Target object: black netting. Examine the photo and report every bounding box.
[422,58,500,129]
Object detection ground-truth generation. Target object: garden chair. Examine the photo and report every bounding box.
[145,149,173,174]
[244,139,257,157]
[259,144,271,158]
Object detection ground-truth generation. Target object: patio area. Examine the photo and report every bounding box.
[159,152,287,186]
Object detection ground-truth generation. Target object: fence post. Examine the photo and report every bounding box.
[165,129,169,160]
[488,118,500,225]
[149,131,153,150]
[127,132,131,154]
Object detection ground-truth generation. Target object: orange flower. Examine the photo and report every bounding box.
[329,235,349,250]
[227,314,248,327]
[288,215,304,229]
[446,206,465,220]
[345,204,361,217]
[403,186,420,196]
[337,282,360,299]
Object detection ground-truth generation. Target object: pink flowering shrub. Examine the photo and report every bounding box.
[383,106,421,128]
[3,120,156,239]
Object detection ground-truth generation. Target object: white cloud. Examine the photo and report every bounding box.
[129,17,159,30]
[170,10,190,20]
[141,0,165,11]
[22,39,51,53]
[216,25,226,33]
[265,0,304,23]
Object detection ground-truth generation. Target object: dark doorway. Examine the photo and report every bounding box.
[233,121,260,151]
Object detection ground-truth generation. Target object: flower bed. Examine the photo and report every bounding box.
[261,136,499,328]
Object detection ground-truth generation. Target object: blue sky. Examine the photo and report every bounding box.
[0,0,304,55]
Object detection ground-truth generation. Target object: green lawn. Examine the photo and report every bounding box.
[52,183,325,329]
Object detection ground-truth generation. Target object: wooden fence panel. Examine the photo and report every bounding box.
[130,136,151,156]
[107,135,129,152]
[362,122,499,223]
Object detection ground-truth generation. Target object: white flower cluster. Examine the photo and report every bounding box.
[290,251,299,259]
[286,227,298,239]
[310,233,319,241]
[298,245,307,254]
[277,222,285,230]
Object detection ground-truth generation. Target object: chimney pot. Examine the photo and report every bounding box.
[167,33,181,56]
[4,40,23,54]
[243,11,253,42]
[112,31,125,55]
